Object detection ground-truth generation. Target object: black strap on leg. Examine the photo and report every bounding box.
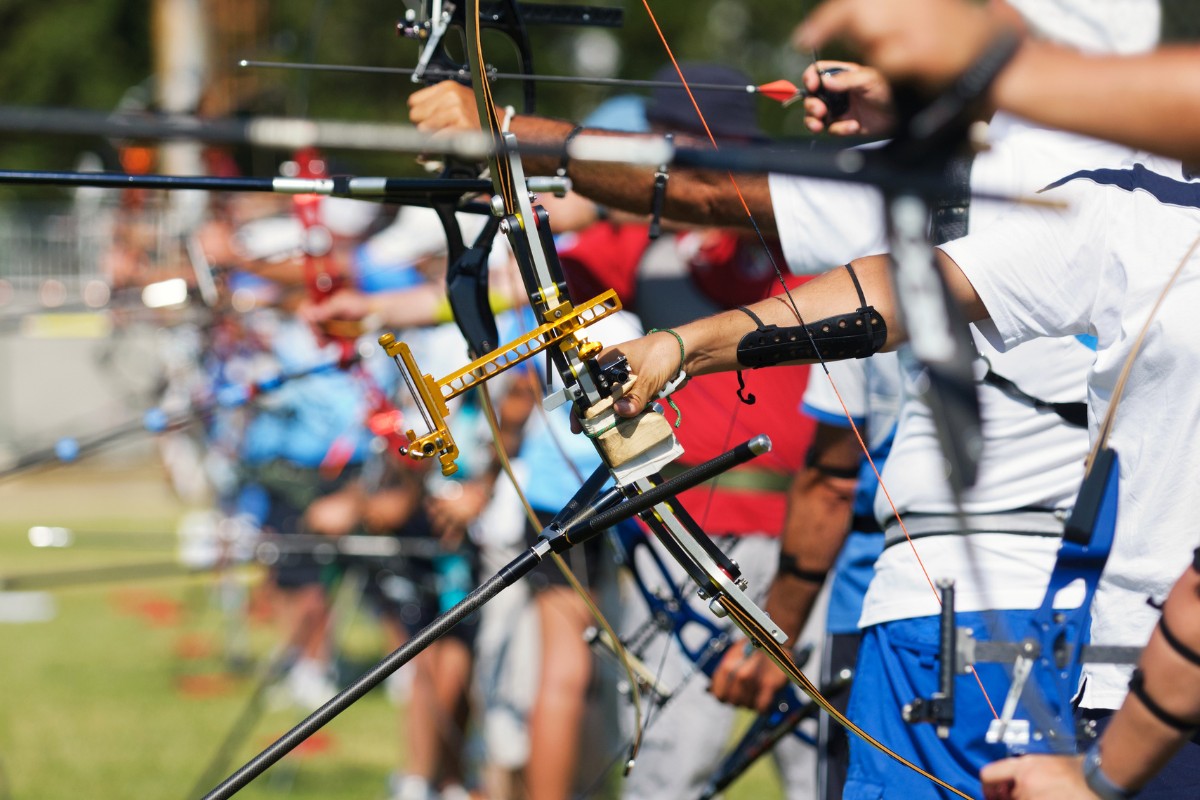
[1128,668,1200,732]
[1158,616,1200,668]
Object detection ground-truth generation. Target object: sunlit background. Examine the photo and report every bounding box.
[3,1,1200,798]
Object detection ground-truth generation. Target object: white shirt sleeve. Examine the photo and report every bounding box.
[939,179,1112,352]
[801,358,867,428]
[768,173,888,275]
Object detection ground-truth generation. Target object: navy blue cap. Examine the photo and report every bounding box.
[644,62,768,143]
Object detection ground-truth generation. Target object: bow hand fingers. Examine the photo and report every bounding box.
[709,644,784,712]
[600,331,682,418]
[407,82,480,133]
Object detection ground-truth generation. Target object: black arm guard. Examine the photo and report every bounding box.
[736,263,887,367]
[736,306,886,367]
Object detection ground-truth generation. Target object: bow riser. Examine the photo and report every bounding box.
[401,0,624,115]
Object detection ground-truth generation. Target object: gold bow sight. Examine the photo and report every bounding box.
[379,289,621,475]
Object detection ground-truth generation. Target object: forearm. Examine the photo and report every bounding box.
[676,254,904,376]
[767,468,858,638]
[508,115,775,229]
[1092,565,1200,792]
[993,43,1200,163]
[609,252,985,418]
[368,284,448,328]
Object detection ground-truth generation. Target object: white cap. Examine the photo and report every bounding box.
[233,199,380,262]
[320,196,379,237]
[1006,0,1161,54]
[233,216,304,262]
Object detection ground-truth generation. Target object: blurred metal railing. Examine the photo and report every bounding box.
[0,199,195,309]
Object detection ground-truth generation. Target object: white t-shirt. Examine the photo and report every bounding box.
[943,154,1200,709]
[771,117,1132,628]
[1006,0,1160,54]
[768,173,887,274]
[860,335,1094,627]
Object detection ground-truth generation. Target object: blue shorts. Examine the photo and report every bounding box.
[845,610,1074,800]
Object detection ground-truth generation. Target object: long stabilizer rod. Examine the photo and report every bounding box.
[201,435,770,799]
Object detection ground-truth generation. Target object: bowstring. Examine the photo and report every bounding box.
[1093,233,1200,459]
[635,0,1001,775]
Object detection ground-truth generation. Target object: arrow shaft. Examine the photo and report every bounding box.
[240,59,760,94]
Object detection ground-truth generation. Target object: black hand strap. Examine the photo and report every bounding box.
[648,133,673,240]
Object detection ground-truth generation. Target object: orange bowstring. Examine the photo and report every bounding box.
[636,0,1000,723]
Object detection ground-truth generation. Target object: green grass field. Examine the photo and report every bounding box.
[0,461,783,800]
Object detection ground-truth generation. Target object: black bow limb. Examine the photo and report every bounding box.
[877,31,1024,493]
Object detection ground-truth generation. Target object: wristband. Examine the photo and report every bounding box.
[1083,740,1137,800]
[648,328,687,395]
[646,327,686,427]
[558,124,585,179]
[648,133,673,240]
[432,295,454,325]
[777,552,828,584]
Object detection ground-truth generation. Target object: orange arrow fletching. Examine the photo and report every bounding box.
[756,79,801,103]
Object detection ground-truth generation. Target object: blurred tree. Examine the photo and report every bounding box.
[0,0,152,185]
[1162,0,1200,42]
[0,0,827,191]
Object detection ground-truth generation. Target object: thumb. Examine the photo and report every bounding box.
[820,66,878,93]
[979,758,1020,800]
[795,0,853,51]
[614,386,648,417]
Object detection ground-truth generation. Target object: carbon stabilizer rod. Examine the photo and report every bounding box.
[201,435,771,799]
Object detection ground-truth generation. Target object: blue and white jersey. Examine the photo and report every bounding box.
[239,315,377,469]
[774,117,1134,634]
[858,118,1133,630]
[946,153,1200,709]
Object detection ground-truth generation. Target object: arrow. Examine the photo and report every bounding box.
[239,59,806,105]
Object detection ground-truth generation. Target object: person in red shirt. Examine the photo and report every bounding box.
[555,70,820,796]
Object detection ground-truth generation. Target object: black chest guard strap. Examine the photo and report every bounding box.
[737,264,887,367]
